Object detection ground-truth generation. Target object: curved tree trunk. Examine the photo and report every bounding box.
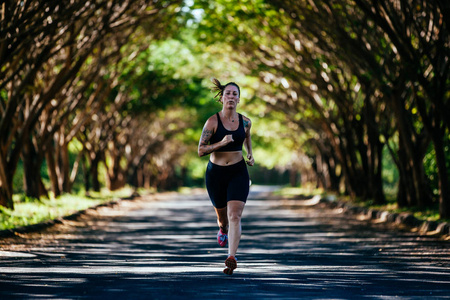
[22,137,48,199]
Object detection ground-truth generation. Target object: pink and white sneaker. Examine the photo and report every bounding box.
[217,228,228,247]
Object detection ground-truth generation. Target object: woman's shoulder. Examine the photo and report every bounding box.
[204,113,219,128]
[240,114,251,121]
[240,114,252,128]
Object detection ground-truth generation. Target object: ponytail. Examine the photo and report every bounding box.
[211,78,224,102]
[210,78,241,103]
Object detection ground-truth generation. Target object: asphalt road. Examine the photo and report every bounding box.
[0,186,449,299]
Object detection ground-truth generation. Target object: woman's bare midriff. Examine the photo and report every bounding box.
[211,151,243,166]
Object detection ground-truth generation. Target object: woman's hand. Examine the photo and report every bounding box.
[246,153,254,166]
[221,134,234,145]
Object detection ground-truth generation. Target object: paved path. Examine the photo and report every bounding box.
[0,187,449,299]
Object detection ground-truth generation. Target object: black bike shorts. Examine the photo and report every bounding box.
[205,159,250,209]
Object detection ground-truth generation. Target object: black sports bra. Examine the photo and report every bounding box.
[209,113,246,152]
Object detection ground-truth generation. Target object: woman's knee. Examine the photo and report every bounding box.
[227,201,245,222]
[228,211,242,223]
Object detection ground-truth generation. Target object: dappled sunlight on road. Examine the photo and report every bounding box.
[0,187,449,299]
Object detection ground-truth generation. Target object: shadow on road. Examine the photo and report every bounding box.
[0,186,449,299]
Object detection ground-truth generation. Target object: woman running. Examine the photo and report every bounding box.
[198,78,254,275]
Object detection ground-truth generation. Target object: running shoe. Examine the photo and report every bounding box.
[223,256,237,275]
[217,228,228,247]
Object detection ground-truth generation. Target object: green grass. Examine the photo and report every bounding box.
[344,196,449,223]
[0,187,136,231]
[275,186,449,223]
[273,185,325,197]
[366,203,448,223]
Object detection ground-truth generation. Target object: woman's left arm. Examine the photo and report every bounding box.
[243,116,254,166]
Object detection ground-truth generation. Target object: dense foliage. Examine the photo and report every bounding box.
[1,0,449,218]
[190,0,450,217]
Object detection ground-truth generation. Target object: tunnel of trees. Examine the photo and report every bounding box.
[1,0,449,217]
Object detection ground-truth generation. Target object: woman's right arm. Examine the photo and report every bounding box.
[198,117,233,157]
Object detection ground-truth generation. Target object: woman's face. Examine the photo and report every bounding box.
[222,85,240,109]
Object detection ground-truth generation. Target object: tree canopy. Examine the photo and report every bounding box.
[1,0,449,218]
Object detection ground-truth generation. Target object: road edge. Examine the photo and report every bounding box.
[0,194,139,239]
[319,195,450,239]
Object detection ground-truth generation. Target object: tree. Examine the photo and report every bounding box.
[0,0,182,208]
[191,0,449,216]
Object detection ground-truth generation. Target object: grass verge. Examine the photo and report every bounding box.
[275,186,450,223]
[0,187,137,231]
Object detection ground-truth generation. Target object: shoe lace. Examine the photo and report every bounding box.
[218,233,227,242]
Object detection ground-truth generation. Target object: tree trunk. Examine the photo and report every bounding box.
[22,137,48,199]
[432,130,450,218]
[367,123,386,204]
[144,164,152,189]
[107,150,125,191]
[91,156,101,192]
[372,141,385,205]
[391,91,433,208]
[0,174,13,209]
[22,138,40,199]
[59,141,71,193]
[289,168,298,187]
[46,142,62,198]
[136,166,144,188]
[325,155,341,193]
[396,140,415,207]
[81,154,91,193]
